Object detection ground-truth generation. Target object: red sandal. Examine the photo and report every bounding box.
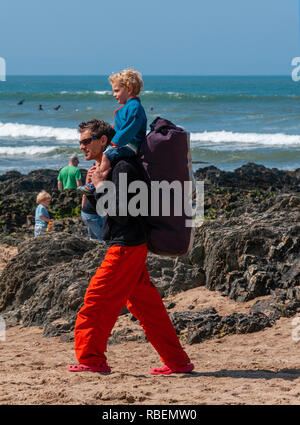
[150,363,194,375]
[68,363,111,373]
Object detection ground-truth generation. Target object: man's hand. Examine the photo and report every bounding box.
[86,165,97,183]
[91,165,111,189]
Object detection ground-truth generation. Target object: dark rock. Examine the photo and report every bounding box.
[0,164,299,345]
[0,168,87,236]
[147,256,205,297]
[166,302,176,310]
[0,168,87,195]
[250,292,300,319]
[170,307,218,333]
[43,320,76,338]
[0,233,205,337]
[59,332,75,343]
[189,194,300,302]
[195,163,300,192]
[0,233,105,329]
[170,308,273,345]
[108,328,147,345]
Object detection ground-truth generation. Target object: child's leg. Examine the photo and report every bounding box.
[103,145,136,166]
[98,153,111,173]
[77,155,111,195]
[77,146,137,195]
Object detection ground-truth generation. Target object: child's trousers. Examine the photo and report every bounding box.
[74,243,191,369]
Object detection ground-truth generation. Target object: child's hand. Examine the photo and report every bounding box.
[86,165,97,183]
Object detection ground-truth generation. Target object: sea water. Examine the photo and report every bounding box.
[0,75,300,174]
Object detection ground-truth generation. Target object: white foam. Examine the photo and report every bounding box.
[190,131,300,146]
[0,122,77,141]
[0,146,58,156]
[60,90,89,94]
[59,90,111,95]
[94,90,112,95]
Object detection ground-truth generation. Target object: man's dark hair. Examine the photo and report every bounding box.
[78,119,115,144]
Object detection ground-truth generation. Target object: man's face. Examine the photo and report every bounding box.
[79,130,105,161]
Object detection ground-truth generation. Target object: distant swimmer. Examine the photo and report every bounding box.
[54,105,61,110]
[38,104,43,110]
[17,99,25,105]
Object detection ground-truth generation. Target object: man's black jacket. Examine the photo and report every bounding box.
[94,157,149,247]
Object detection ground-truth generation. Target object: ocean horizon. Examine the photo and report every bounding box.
[0,75,300,174]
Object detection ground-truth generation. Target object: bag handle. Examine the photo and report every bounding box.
[150,117,178,134]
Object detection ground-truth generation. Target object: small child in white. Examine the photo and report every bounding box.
[34,190,52,237]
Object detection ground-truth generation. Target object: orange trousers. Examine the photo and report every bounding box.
[74,243,190,369]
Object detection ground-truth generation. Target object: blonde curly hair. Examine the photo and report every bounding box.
[36,190,51,204]
[109,68,144,96]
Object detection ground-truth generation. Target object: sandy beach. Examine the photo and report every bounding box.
[1,263,300,406]
[0,245,17,272]
[0,164,299,406]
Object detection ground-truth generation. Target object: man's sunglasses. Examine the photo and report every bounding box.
[79,136,99,146]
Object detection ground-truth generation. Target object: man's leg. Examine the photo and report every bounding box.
[86,214,103,240]
[126,265,191,370]
[81,211,103,240]
[74,243,148,367]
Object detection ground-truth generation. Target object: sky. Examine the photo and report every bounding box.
[0,0,298,75]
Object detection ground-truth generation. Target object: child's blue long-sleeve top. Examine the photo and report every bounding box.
[111,97,147,154]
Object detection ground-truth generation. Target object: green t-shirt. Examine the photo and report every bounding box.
[57,165,82,189]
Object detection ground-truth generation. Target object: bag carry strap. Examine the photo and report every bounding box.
[149,117,178,134]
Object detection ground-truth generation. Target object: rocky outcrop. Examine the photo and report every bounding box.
[195,162,300,192]
[1,162,299,237]
[0,168,87,195]
[0,162,299,343]
[189,193,300,302]
[0,168,87,237]
[0,233,204,337]
[0,190,85,237]
[170,307,273,344]
[0,234,104,331]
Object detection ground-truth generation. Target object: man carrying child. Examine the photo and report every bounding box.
[69,69,193,375]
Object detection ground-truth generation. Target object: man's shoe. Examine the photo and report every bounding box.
[150,363,194,375]
[68,363,111,373]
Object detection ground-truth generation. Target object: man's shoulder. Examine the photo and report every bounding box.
[112,158,137,172]
[111,158,145,180]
